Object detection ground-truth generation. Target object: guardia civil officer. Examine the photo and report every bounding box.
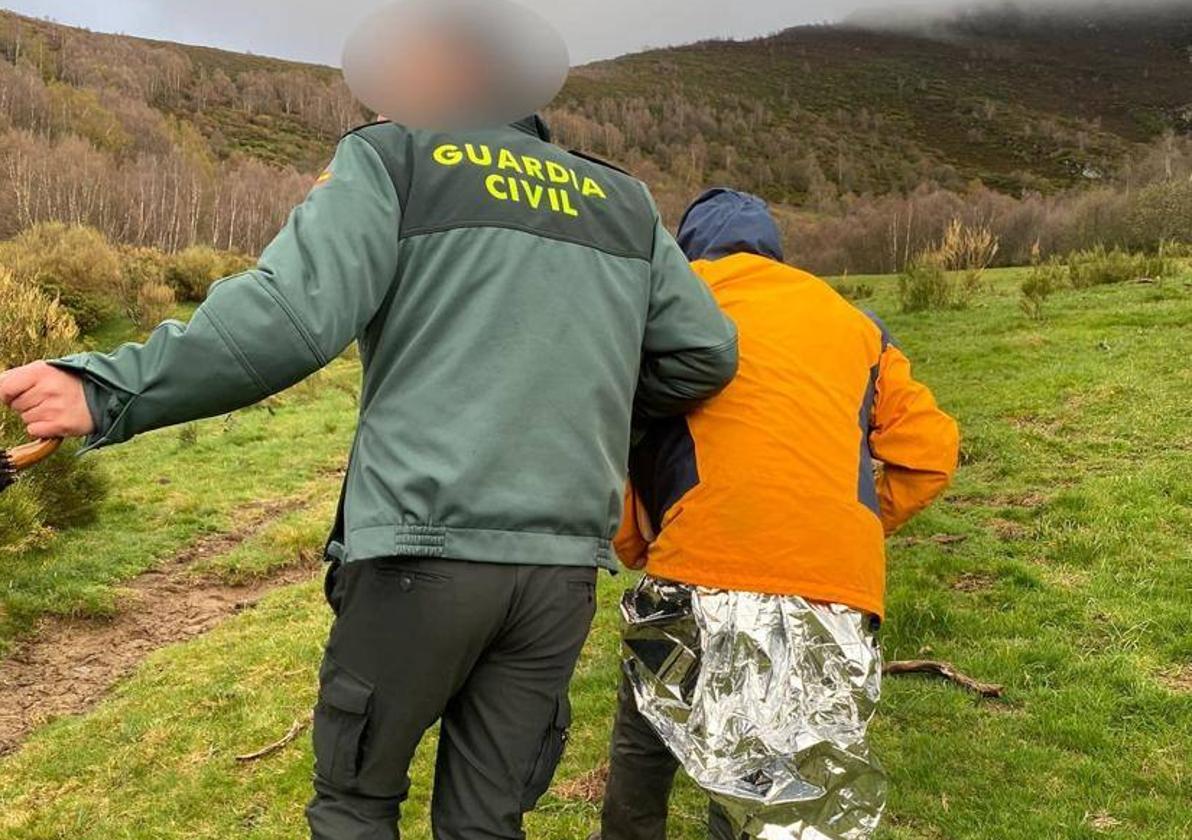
[0,114,739,839]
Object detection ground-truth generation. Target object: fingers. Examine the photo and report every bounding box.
[25,421,61,440]
[0,362,94,440]
[9,386,47,414]
[0,364,42,406]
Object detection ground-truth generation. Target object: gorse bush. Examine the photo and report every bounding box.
[134,281,177,329]
[166,246,254,302]
[0,223,123,332]
[0,268,107,554]
[116,246,177,327]
[0,226,253,337]
[0,266,79,374]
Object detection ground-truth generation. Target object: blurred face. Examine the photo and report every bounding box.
[342,0,570,131]
[385,21,490,127]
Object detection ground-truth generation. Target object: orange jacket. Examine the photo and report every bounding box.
[615,193,959,618]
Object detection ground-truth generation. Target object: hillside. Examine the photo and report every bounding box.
[1,4,1190,269]
[554,3,1192,202]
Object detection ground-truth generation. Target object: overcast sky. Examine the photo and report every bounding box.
[0,1,1165,65]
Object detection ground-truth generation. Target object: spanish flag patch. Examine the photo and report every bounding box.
[314,170,333,188]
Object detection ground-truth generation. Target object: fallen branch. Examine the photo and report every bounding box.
[884,660,1004,698]
[236,713,313,762]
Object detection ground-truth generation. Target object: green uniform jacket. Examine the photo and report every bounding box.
[53,118,738,571]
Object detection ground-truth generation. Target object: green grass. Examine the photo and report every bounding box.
[0,308,360,653]
[0,269,1189,838]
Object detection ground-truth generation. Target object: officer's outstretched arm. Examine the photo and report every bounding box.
[50,134,402,451]
[870,343,960,535]
[636,214,739,420]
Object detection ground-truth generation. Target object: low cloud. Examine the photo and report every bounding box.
[847,0,1192,34]
[5,0,1188,66]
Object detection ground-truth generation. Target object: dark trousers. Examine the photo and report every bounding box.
[600,674,741,840]
[306,557,597,840]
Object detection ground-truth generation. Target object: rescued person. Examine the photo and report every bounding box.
[594,189,960,840]
[0,117,739,840]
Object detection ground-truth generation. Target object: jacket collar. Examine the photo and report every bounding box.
[511,115,552,142]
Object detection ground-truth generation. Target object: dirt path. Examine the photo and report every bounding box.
[0,500,321,756]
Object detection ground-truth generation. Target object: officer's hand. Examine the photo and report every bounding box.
[0,362,94,439]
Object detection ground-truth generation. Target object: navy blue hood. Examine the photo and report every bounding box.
[676,188,784,263]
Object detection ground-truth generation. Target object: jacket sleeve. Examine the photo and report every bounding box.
[870,342,960,535]
[636,212,739,420]
[51,133,402,452]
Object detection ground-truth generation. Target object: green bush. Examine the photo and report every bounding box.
[1020,257,1067,320]
[833,281,875,301]
[166,246,254,302]
[0,223,123,333]
[1066,245,1177,288]
[1126,180,1192,251]
[134,281,177,329]
[0,267,79,372]
[898,258,981,313]
[116,246,177,328]
[0,267,108,553]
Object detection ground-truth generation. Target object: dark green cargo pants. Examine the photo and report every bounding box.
[598,673,740,840]
[306,557,597,840]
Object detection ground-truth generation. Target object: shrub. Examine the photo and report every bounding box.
[166,246,254,302]
[0,268,107,552]
[833,281,875,301]
[936,218,1001,275]
[898,219,997,312]
[1134,249,1179,282]
[0,223,123,332]
[1126,180,1192,251]
[1066,245,1177,288]
[133,281,177,329]
[113,246,177,328]
[1067,245,1137,287]
[899,258,953,312]
[0,267,79,376]
[1020,255,1067,320]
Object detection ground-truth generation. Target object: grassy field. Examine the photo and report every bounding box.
[0,268,1189,839]
[0,305,361,653]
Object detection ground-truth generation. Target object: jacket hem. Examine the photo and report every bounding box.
[344,524,617,572]
[643,566,885,620]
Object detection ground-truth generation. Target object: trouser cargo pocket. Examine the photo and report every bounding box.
[521,692,572,812]
[313,658,373,790]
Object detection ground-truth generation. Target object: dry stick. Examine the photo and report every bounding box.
[235,712,313,763]
[884,660,1004,698]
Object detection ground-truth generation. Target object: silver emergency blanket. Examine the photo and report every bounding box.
[621,577,886,840]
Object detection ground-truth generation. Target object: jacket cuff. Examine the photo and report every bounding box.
[47,355,136,453]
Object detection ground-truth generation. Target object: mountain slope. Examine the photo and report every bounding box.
[552,4,1192,202]
[1,5,1189,266]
